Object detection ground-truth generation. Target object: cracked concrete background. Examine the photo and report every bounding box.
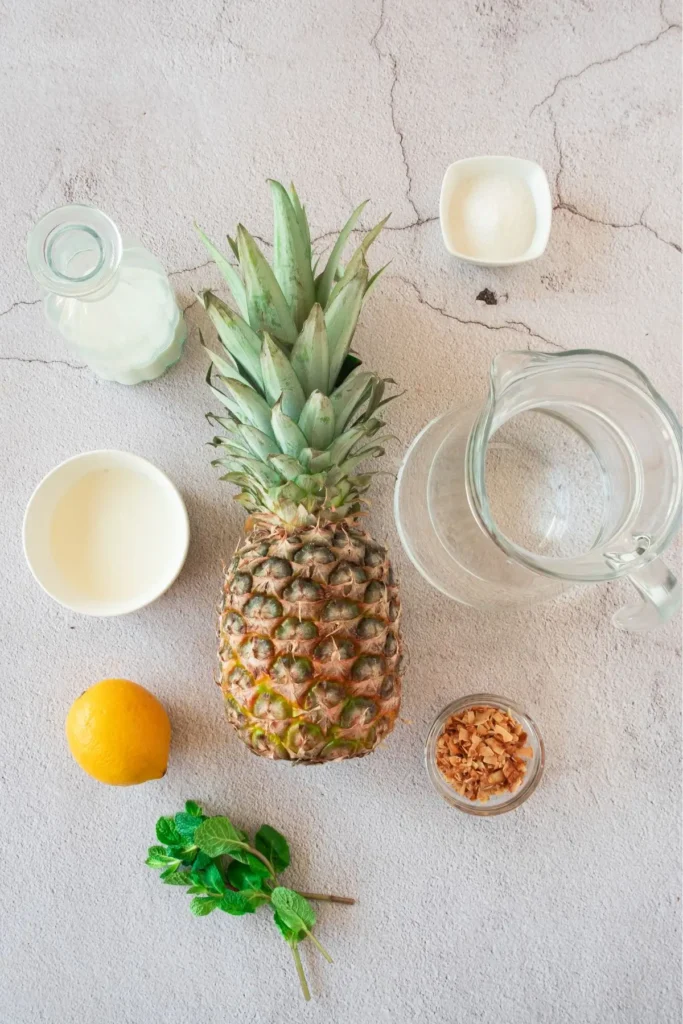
[0,1,681,1023]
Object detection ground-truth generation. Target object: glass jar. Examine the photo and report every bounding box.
[425,694,545,815]
[27,205,186,385]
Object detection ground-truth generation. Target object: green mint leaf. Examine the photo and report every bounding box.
[159,864,180,879]
[145,846,178,868]
[195,816,248,858]
[167,844,199,865]
[174,812,204,843]
[201,862,227,894]
[185,800,203,816]
[218,891,255,916]
[227,857,271,892]
[255,825,290,872]
[193,851,213,870]
[156,816,182,846]
[272,910,306,943]
[190,896,221,916]
[162,871,194,886]
[270,887,316,932]
[187,885,207,894]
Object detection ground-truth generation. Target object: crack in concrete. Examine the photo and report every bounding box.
[369,0,386,59]
[311,215,438,250]
[387,54,420,221]
[550,108,681,253]
[392,275,566,350]
[0,355,86,370]
[660,0,682,28]
[0,297,42,318]
[531,24,679,114]
[555,203,682,252]
[169,259,213,277]
[369,0,421,223]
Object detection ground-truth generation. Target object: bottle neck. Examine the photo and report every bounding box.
[27,205,122,298]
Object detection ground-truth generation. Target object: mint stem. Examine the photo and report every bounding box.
[243,844,277,881]
[306,929,333,964]
[297,891,355,905]
[290,943,310,1001]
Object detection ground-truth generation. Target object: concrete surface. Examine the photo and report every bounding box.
[1,2,681,1022]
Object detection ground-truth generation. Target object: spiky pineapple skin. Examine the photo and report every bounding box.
[218,518,403,763]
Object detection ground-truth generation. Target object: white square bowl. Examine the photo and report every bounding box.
[439,155,552,267]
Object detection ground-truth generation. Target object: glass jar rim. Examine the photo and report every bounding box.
[27,204,122,297]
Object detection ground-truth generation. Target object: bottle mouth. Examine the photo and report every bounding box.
[27,205,122,297]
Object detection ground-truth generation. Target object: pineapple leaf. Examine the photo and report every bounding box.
[226,234,239,260]
[260,333,306,419]
[316,199,368,307]
[271,398,308,457]
[201,291,264,391]
[215,376,275,438]
[325,258,368,389]
[237,224,298,344]
[326,424,373,465]
[305,449,333,472]
[298,392,336,450]
[270,179,315,329]
[289,183,311,261]
[326,214,390,307]
[203,342,250,386]
[231,456,284,489]
[211,445,249,463]
[238,424,281,462]
[194,224,248,319]
[208,379,242,419]
[268,454,307,482]
[290,303,329,397]
[329,371,375,433]
[363,261,391,303]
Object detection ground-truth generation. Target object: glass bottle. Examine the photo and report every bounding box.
[27,205,186,385]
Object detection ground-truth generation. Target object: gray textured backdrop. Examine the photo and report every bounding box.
[1,1,681,1022]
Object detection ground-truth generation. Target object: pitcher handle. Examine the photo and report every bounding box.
[613,558,681,632]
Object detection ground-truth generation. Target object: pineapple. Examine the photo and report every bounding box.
[197,181,403,763]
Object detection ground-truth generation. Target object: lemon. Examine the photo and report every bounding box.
[65,678,171,786]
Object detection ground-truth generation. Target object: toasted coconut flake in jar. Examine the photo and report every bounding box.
[435,704,533,802]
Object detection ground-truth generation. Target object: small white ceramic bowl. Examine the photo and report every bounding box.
[23,450,190,616]
[440,155,552,266]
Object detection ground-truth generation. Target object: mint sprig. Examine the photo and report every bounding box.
[144,800,354,1000]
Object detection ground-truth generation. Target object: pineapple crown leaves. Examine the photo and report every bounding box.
[195,182,398,526]
[145,801,354,1002]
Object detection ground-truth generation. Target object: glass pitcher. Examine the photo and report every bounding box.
[395,350,682,631]
[27,205,186,385]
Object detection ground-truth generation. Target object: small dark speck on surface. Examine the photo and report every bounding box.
[477,288,498,305]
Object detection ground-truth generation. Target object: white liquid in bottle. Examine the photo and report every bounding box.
[28,205,186,385]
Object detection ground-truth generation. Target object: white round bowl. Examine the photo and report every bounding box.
[23,450,190,616]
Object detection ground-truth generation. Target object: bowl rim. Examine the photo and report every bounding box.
[439,155,552,266]
[22,449,190,616]
[425,692,545,815]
